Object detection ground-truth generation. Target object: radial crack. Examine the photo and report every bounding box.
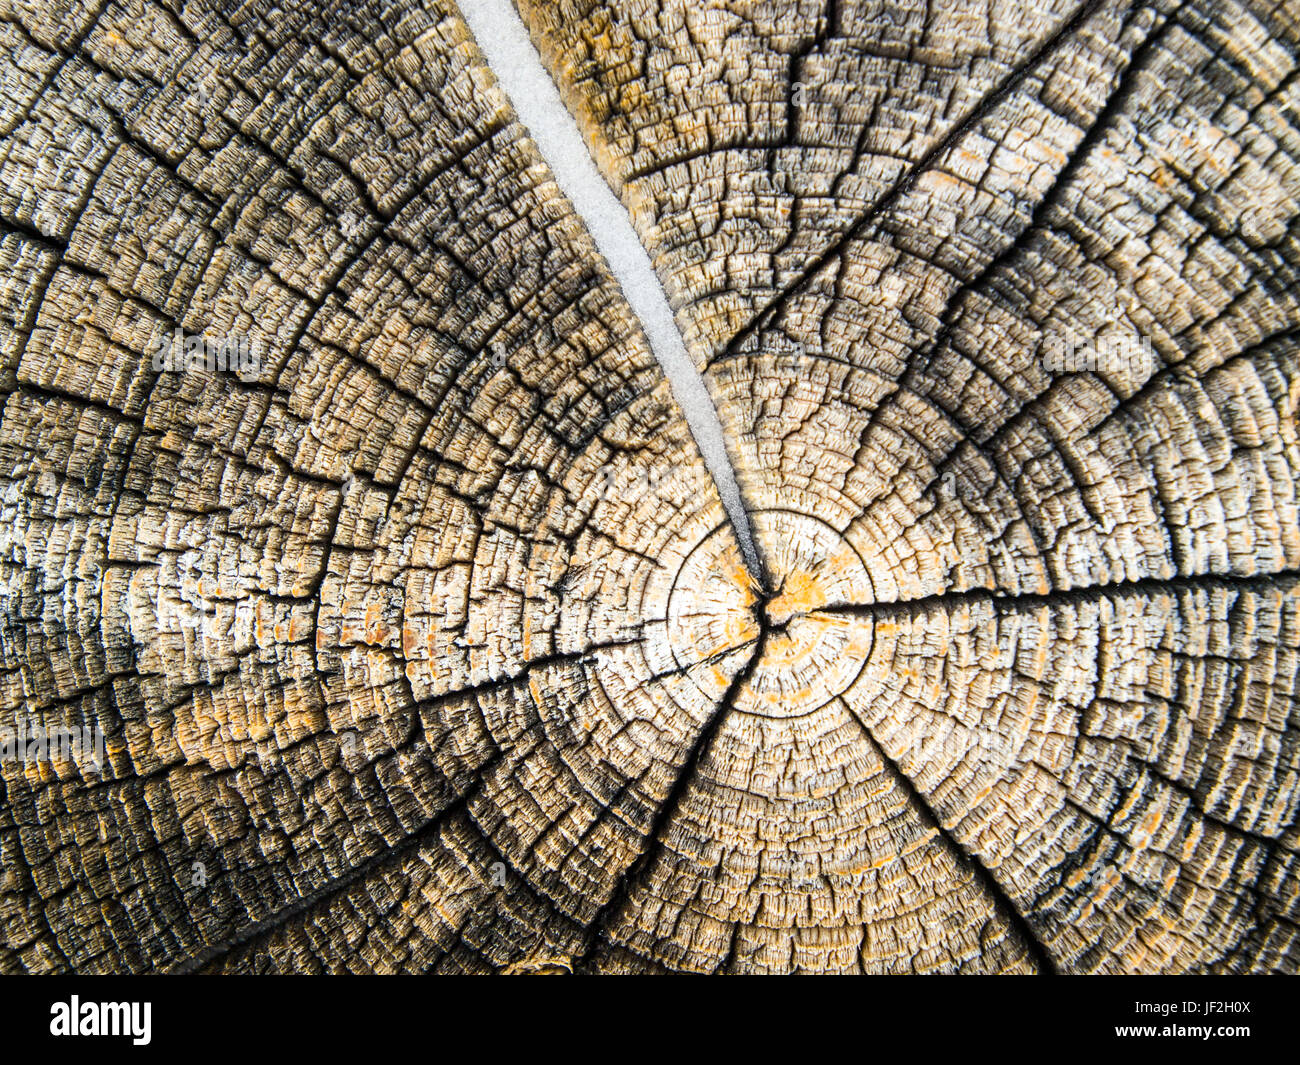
[718,0,1112,364]
[169,749,506,974]
[458,0,761,576]
[843,701,1060,975]
[573,625,770,971]
[819,566,1300,620]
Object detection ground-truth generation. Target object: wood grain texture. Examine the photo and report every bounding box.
[1,0,1298,973]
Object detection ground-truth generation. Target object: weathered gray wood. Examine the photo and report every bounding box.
[1,0,1298,973]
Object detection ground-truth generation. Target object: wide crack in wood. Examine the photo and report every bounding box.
[458,0,763,579]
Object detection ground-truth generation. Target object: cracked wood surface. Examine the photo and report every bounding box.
[1,0,1298,973]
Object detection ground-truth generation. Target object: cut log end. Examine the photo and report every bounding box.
[1,0,1299,974]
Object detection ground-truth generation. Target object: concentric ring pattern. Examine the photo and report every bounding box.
[1,0,1298,973]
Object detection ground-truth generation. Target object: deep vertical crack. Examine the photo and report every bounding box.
[458,0,762,577]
